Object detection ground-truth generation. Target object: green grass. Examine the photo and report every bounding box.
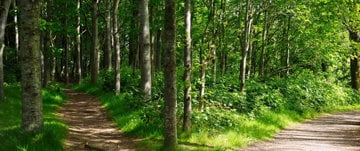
[0,83,67,151]
[74,72,360,150]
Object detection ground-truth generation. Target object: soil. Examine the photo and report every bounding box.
[241,110,360,151]
[58,89,142,151]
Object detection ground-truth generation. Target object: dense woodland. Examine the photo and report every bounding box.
[1,0,360,150]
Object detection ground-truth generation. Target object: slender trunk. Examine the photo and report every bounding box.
[219,0,226,76]
[104,0,112,70]
[163,0,177,147]
[18,0,43,133]
[155,29,162,70]
[285,15,291,76]
[43,0,52,88]
[91,0,100,84]
[211,0,217,85]
[259,2,268,76]
[239,0,252,92]
[76,0,82,84]
[199,42,205,111]
[149,4,155,79]
[114,0,121,95]
[13,0,19,62]
[130,0,140,74]
[0,0,11,100]
[246,33,253,78]
[65,27,70,85]
[139,0,152,101]
[182,0,192,133]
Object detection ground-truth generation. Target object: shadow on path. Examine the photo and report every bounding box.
[58,89,141,151]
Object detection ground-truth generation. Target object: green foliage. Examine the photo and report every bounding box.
[76,66,360,150]
[0,83,67,151]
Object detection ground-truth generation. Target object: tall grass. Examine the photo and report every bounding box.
[0,83,67,151]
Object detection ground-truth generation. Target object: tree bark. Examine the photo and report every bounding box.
[64,24,70,85]
[18,0,43,133]
[182,0,192,133]
[113,0,121,95]
[129,0,139,68]
[139,0,152,101]
[163,0,177,148]
[76,0,82,84]
[104,0,112,71]
[91,0,100,84]
[199,43,205,111]
[0,0,11,100]
[155,29,162,70]
[239,0,253,92]
[42,0,53,88]
[349,30,360,91]
[259,0,268,77]
[13,0,19,62]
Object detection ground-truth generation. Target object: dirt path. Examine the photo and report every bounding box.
[242,110,360,151]
[58,89,140,151]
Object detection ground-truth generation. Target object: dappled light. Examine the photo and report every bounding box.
[59,89,141,151]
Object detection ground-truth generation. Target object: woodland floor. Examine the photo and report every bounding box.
[241,110,360,151]
[58,89,142,151]
[57,89,360,151]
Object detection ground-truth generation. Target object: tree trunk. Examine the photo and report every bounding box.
[155,29,162,70]
[139,0,152,101]
[212,8,217,85]
[76,0,82,84]
[219,0,226,76]
[104,0,112,71]
[163,0,177,148]
[91,0,100,84]
[18,0,43,133]
[182,0,192,133]
[42,0,53,88]
[239,0,253,92]
[114,0,121,95]
[64,29,70,85]
[13,0,19,62]
[259,0,268,77]
[199,41,205,111]
[0,0,11,100]
[349,30,360,91]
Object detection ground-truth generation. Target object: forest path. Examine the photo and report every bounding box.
[58,89,140,151]
[242,110,360,151]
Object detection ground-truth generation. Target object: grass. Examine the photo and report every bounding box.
[0,83,67,151]
[73,69,360,151]
[74,81,360,150]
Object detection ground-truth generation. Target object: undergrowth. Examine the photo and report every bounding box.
[74,68,360,150]
[0,83,67,151]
